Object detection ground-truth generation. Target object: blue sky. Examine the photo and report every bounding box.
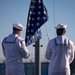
[0,0,75,60]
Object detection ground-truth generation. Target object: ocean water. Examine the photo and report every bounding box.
[0,62,48,75]
[0,62,75,75]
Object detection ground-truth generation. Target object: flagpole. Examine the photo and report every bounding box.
[25,0,48,75]
[33,40,42,75]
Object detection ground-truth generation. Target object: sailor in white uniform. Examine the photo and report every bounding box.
[2,23,30,75]
[45,24,75,75]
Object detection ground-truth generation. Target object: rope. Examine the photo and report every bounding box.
[53,0,56,26]
[45,0,56,41]
[53,0,56,36]
[45,25,50,41]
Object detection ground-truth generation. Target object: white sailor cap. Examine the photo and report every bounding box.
[55,24,67,29]
[13,23,24,31]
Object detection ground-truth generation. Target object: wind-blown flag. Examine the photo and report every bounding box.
[25,0,48,46]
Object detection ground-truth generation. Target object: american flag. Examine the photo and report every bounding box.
[25,0,48,46]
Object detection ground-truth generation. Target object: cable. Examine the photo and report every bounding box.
[45,0,56,41]
[45,25,50,41]
[53,0,56,37]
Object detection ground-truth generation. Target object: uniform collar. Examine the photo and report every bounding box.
[4,34,19,43]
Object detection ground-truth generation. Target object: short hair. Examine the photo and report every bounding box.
[13,27,22,31]
[56,28,66,35]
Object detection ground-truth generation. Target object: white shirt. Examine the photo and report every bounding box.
[2,34,30,65]
[45,35,75,75]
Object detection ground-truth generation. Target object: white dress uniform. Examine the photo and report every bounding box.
[2,23,30,75]
[45,24,75,75]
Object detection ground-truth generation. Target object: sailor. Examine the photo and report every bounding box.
[45,24,75,75]
[2,23,30,75]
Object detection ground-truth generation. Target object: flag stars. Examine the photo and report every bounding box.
[31,29,34,32]
[37,29,40,31]
[39,0,41,3]
[26,35,29,39]
[32,0,36,3]
[37,17,40,20]
[38,6,42,9]
[33,12,35,15]
[37,23,40,26]
[36,34,39,37]
[31,6,35,9]
[38,12,41,15]
[31,24,34,26]
[28,23,30,27]
[43,16,47,20]
[27,30,30,33]
[32,36,34,39]
[32,18,35,21]
[44,10,47,14]
[29,17,31,20]
[30,11,32,15]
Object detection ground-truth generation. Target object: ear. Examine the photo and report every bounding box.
[64,30,66,33]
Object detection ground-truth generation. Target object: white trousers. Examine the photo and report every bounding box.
[6,64,25,75]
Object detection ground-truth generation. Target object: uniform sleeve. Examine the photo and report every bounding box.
[20,40,30,58]
[1,38,6,57]
[69,41,75,63]
[45,41,53,60]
